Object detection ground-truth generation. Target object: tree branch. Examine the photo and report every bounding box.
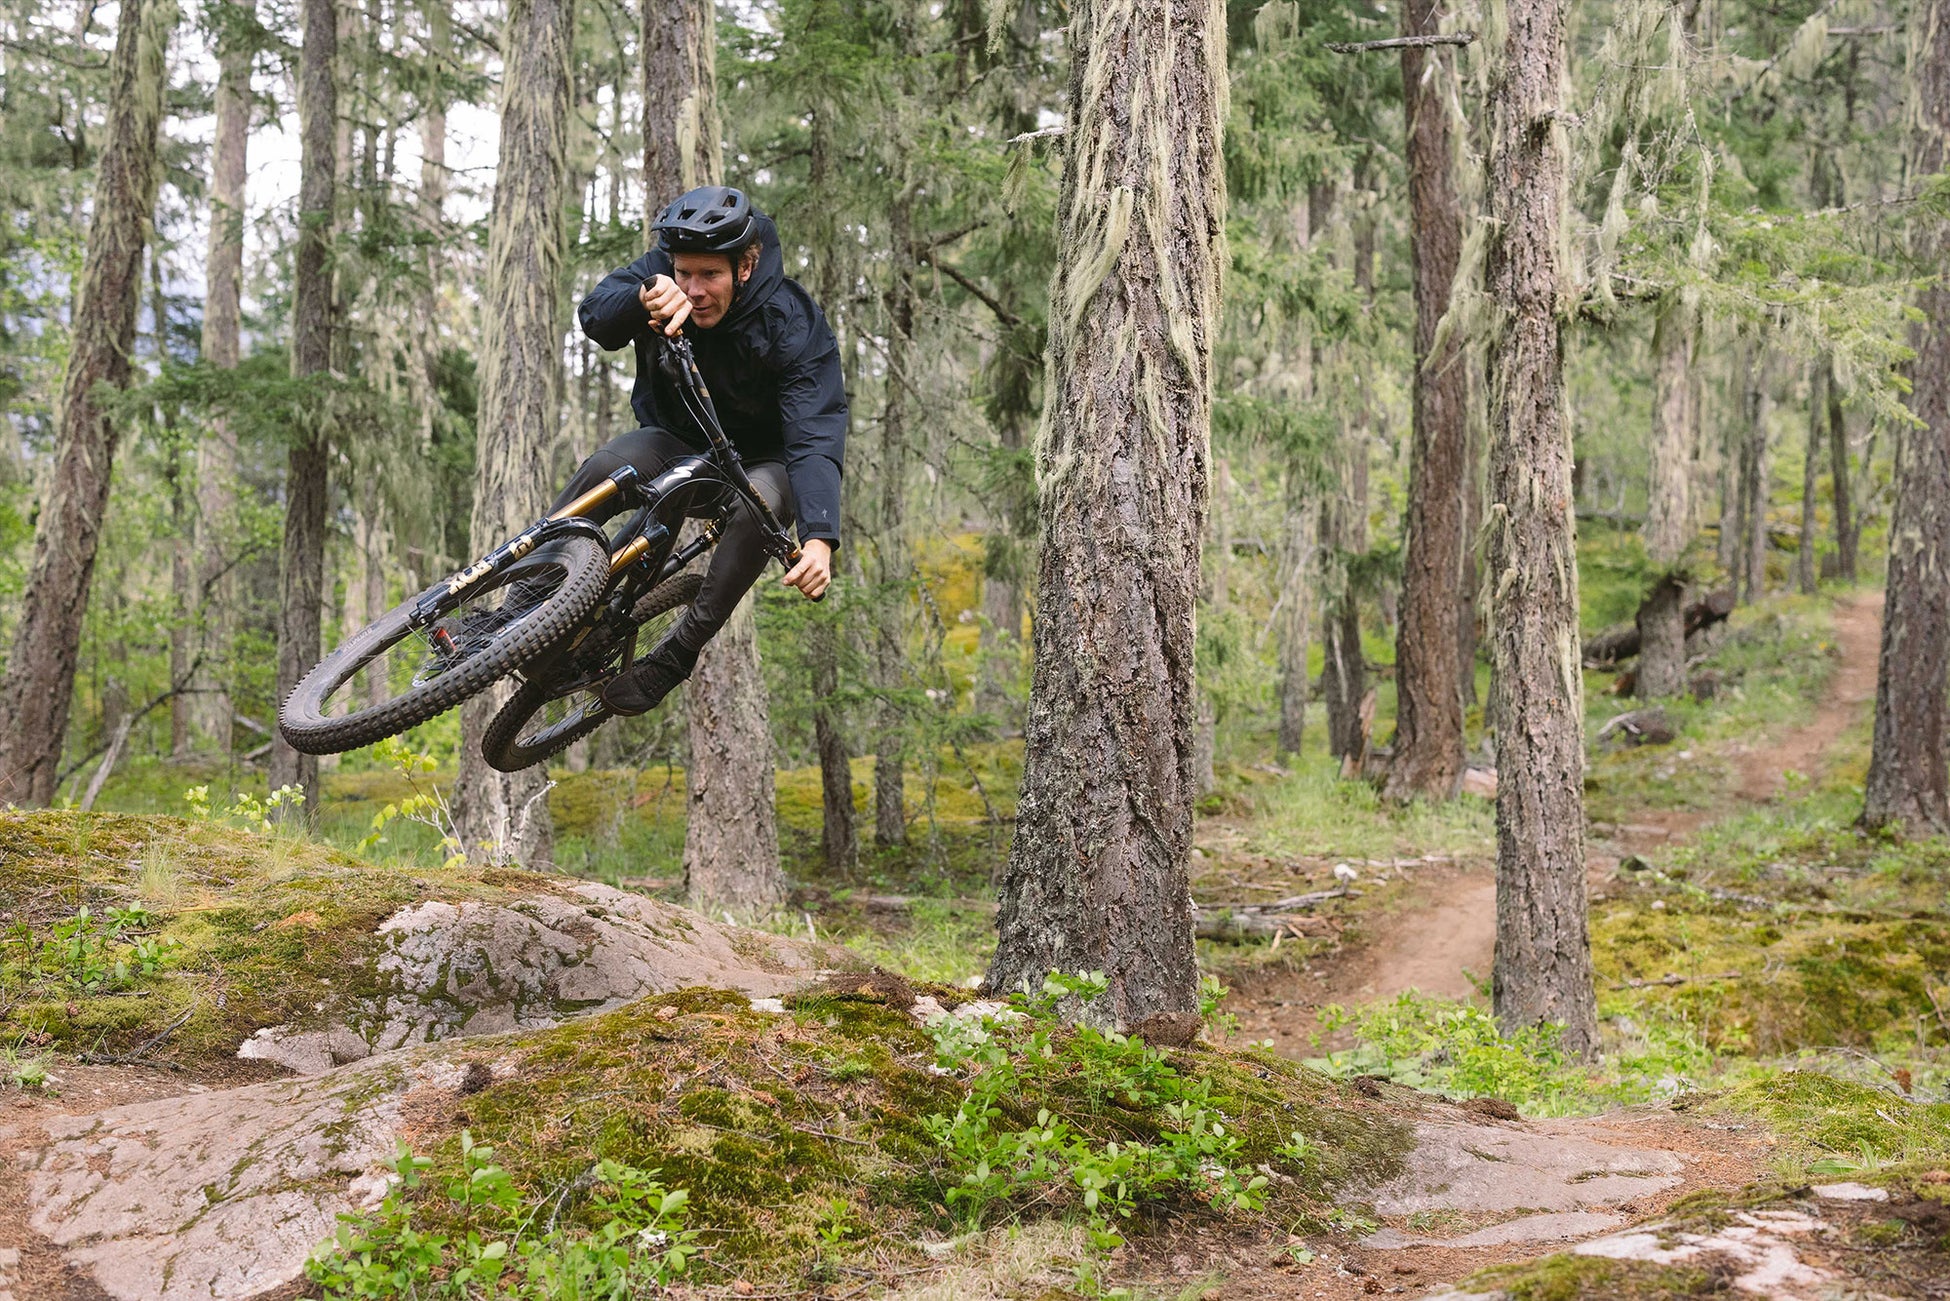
[916,249,1022,328]
[1327,33,1476,53]
[54,653,206,788]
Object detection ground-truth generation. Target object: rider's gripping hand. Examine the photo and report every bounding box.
[783,539,834,600]
[639,274,692,336]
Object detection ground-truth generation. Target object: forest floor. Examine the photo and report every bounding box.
[3,589,1946,1301]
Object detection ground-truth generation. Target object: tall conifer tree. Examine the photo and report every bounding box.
[988,0,1225,1031]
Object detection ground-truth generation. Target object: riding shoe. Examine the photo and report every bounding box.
[598,638,700,716]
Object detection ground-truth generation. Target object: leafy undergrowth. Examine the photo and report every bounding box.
[0,809,563,1064]
[307,980,1414,1297]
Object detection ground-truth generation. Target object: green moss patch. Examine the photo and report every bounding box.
[353,986,1412,1290]
[0,810,568,1064]
[1461,1254,1733,1300]
[1701,1071,1950,1168]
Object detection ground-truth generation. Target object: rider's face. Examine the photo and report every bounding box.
[672,249,754,329]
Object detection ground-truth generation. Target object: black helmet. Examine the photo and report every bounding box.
[653,185,756,255]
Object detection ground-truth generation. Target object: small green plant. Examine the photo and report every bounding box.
[814,1196,857,1246]
[184,783,306,833]
[922,972,1278,1249]
[0,902,178,995]
[356,738,465,868]
[307,1135,695,1299]
[3,1046,52,1092]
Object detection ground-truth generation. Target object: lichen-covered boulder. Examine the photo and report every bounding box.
[237,881,836,1072]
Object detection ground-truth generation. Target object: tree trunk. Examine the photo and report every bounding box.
[873,175,916,849]
[268,0,337,817]
[415,0,449,447]
[805,105,857,868]
[451,0,574,866]
[1797,362,1823,595]
[641,0,720,207]
[1458,348,1485,707]
[987,0,1223,1033]
[1735,343,1772,603]
[811,616,856,870]
[1383,0,1469,801]
[0,0,174,808]
[190,0,252,754]
[1636,299,1694,699]
[1320,420,1368,765]
[642,0,786,909]
[1863,0,1950,836]
[1483,0,1597,1058]
[1275,487,1315,759]
[1826,356,1857,582]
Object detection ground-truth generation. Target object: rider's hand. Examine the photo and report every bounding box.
[638,274,692,336]
[783,539,834,600]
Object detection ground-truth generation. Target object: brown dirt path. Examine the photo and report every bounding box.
[1232,591,1886,1056]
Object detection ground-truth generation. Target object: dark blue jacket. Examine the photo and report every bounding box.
[577,212,848,550]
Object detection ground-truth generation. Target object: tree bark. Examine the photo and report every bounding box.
[641,0,720,212]
[190,0,252,755]
[873,161,917,849]
[1483,0,1597,1057]
[1826,356,1857,582]
[0,0,174,807]
[643,0,786,909]
[811,616,856,870]
[268,0,337,816]
[1276,483,1316,759]
[1458,348,1485,707]
[987,0,1224,1032]
[1863,0,1950,836]
[1797,362,1823,595]
[1636,299,1694,699]
[683,596,785,911]
[1383,0,1469,801]
[805,104,857,869]
[451,0,575,866]
[1735,341,1772,603]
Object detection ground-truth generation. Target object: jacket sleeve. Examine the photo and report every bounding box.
[579,249,669,351]
[776,306,848,551]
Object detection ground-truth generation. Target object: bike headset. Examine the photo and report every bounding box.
[652,185,760,317]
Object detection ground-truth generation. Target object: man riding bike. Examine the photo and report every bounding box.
[565,184,845,715]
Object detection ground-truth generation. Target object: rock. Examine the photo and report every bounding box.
[1573,1208,1831,1296]
[1594,707,1677,748]
[1365,1209,1623,1250]
[1350,1119,1683,1217]
[236,881,845,1074]
[1460,767,1497,799]
[18,1049,451,1300]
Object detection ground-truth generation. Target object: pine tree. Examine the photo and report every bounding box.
[1861,0,1950,836]
[1383,0,1470,801]
[0,0,176,807]
[1637,298,1695,699]
[649,0,786,913]
[1484,0,1597,1056]
[988,0,1225,1032]
[451,0,576,865]
[268,0,338,816]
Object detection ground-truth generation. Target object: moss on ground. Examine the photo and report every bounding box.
[379,986,1413,1288]
[1460,1254,1733,1299]
[1702,1071,1950,1167]
[0,810,567,1063]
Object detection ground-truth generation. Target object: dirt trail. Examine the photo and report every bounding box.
[1234,591,1886,1054]
[1212,591,1888,1298]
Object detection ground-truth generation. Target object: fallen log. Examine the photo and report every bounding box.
[1192,886,1355,941]
[1583,588,1735,666]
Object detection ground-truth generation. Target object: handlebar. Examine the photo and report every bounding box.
[648,323,825,600]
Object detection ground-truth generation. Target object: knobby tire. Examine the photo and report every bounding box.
[480,572,703,773]
[278,535,612,755]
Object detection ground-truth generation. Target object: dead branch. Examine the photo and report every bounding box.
[1327,33,1476,53]
[916,248,1023,329]
[54,652,206,787]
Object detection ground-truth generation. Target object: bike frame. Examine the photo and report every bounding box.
[409,331,803,635]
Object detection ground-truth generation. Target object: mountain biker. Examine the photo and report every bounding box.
[563,185,846,715]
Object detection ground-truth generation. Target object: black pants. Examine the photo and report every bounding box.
[552,426,794,657]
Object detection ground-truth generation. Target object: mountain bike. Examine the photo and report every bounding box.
[278,330,806,771]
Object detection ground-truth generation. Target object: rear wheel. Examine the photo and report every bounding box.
[279,537,612,755]
[480,572,704,773]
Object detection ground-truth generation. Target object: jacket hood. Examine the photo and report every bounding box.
[716,211,785,330]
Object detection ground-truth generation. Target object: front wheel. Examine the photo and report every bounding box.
[480,573,703,773]
[279,536,613,755]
